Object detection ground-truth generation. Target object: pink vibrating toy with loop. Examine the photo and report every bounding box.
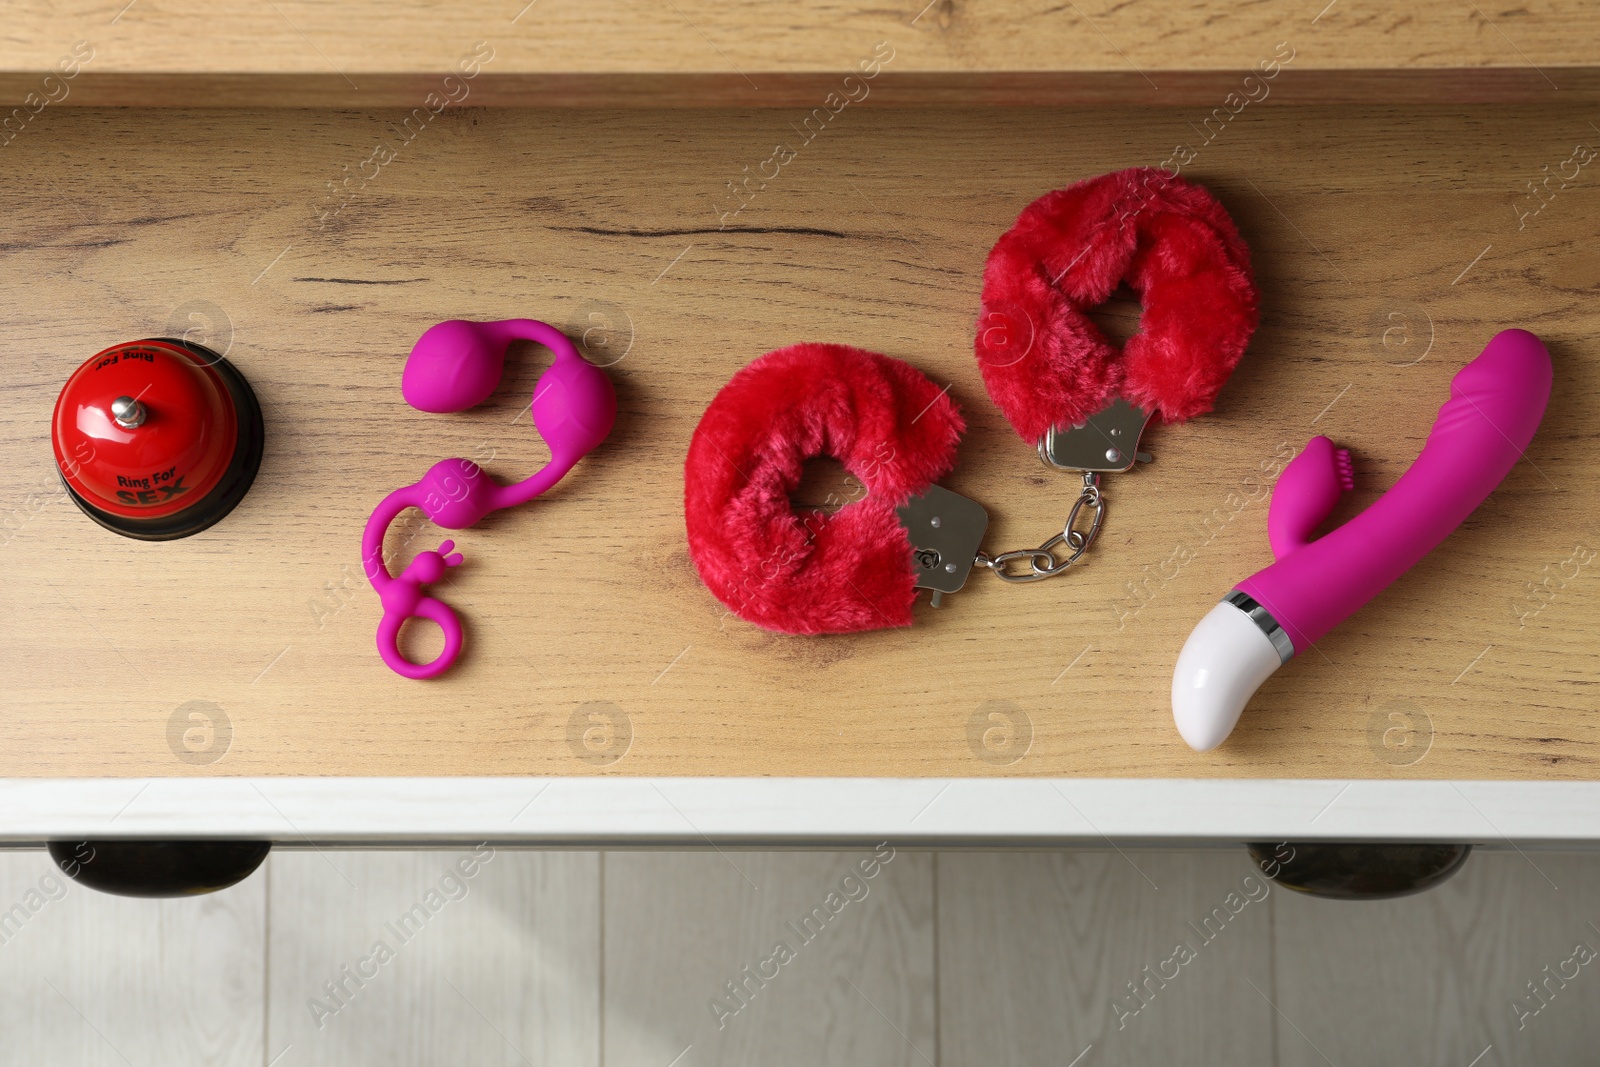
[1172,329,1553,750]
[363,319,617,679]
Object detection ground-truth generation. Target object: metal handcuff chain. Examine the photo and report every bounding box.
[974,471,1105,583]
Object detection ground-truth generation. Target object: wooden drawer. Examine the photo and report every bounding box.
[2,102,1594,785]
[4,1,1599,106]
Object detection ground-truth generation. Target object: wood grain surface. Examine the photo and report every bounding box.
[7,847,1600,1065]
[1,1,1598,106]
[937,850,1276,1065]
[0,848,264,1065]
[0,103,1595,780]
[1270,850,1600,1065]
[604,849,934,1066]
[266,849,601,1066]
[938,849,1600,1067]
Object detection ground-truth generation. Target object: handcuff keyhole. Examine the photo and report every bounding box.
[791,457,866,514]
[1088,283,1144,348]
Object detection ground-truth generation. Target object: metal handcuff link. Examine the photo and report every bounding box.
[894,397,1154,606]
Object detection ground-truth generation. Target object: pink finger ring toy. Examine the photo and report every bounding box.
[362,319,617,679]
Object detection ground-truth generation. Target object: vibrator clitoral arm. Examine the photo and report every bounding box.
[1171,329,1553,751]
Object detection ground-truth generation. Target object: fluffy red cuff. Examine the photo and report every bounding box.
[975,167,1259,442]
[685,344,964,634]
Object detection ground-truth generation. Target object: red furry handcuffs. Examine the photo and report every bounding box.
[687,168,1259,634]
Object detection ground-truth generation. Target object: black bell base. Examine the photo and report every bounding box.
[60,339,265,542]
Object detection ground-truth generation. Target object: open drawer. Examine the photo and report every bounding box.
[0,97,1596,872]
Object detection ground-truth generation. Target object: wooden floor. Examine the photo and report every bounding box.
[0,847,1596,1065]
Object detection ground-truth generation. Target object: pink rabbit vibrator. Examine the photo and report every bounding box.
[1172,329,1553,750]
[362,319,617,679]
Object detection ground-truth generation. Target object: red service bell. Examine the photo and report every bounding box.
[51,338,264,540]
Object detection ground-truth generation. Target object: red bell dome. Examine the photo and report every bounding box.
[52,338,264,540]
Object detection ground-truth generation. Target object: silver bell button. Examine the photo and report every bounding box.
[111,395,147,429]
[895,484,990,607]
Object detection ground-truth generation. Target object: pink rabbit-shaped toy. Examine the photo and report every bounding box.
[1172,329,1553,750]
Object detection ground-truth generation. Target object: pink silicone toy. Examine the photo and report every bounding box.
[363,319,617,679]
[1172,329,1553,750]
